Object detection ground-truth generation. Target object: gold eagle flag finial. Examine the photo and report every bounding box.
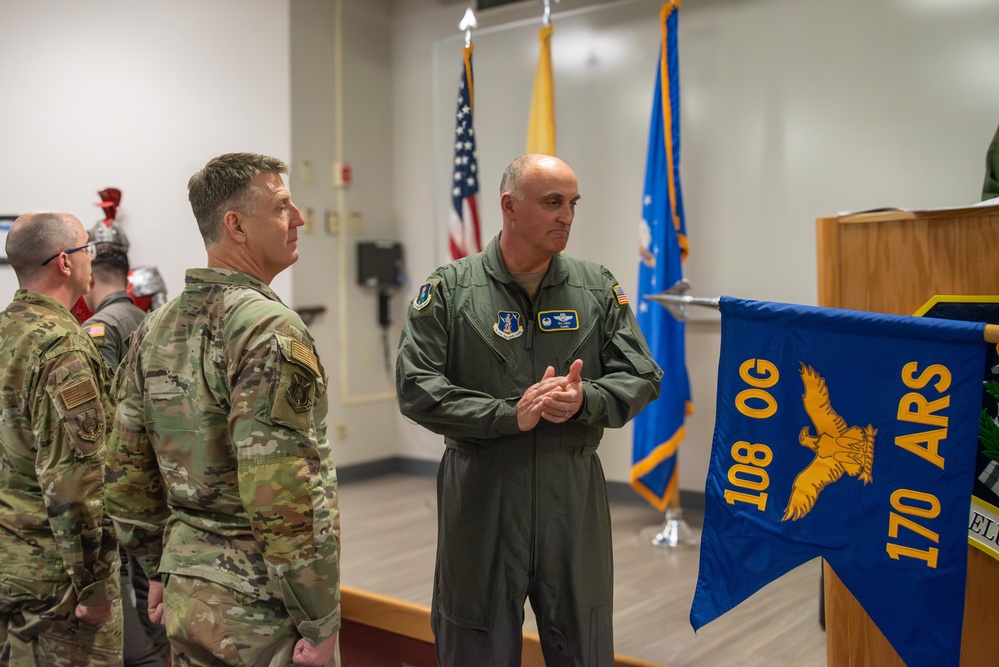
[782,363,876,522]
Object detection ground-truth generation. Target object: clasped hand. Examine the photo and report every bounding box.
[517,359,584,431]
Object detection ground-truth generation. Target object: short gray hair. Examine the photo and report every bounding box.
[6,212,77,283]
[500,155,537,199]
[187,152,289,246]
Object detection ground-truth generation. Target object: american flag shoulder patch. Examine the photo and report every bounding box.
[613,284,629,307]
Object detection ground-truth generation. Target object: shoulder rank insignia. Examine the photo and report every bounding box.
[413,282,434,311]
[76,408,103,442]
[84,323,105,339]
[286,372,314,413]
[538,310,579,332]
[493,311,523,340]
[612,284,629,307]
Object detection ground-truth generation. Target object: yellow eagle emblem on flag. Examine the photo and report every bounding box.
[782,363,876,522]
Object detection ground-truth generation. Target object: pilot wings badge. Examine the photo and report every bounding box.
[783,363,876,522]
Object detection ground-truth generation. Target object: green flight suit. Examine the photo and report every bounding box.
[0,290,123,665]
[83,291,147,373]
[397,236,662,667]
[105,269,341,665]
[84,290,166,666]
[983,122,999,200]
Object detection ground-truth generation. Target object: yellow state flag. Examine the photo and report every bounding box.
[526,23,555,156]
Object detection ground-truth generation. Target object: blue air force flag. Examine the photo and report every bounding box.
[632,0,691,512]
[690,297,986,667]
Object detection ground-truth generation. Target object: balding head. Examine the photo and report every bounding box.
[6,212,81,284]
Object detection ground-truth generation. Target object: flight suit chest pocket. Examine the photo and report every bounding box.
[271,333,326,436]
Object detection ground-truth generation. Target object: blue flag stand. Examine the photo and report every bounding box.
[638,288,719,548]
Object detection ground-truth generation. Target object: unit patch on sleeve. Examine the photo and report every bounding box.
[612,284,629,307]
[286,372,315,413]
[538,310,579,331]
[76,408,103,442]
[413,282,434,311]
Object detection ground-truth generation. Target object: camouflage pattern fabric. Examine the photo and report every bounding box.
[82,291,147,372]
[105,269,340,651]
[0,576,124,666]
[163,574,337,667]
[0,290,123,662]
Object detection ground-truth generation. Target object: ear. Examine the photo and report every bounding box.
[501,192,516,216]
[58,254,73,278]
[222,210,247,244]
[88,274,95,289]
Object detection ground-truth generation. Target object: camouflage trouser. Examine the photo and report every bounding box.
[164,575,338,667]
[0,575,124,667]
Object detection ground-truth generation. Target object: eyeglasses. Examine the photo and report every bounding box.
[40,242,96,267]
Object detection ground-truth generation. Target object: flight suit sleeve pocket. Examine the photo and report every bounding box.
[270,333,323,436]
[610,331,662,380]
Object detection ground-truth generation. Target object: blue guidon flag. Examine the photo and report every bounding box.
[690,297,987,667]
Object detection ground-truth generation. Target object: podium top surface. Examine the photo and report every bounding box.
[819,202,999,224]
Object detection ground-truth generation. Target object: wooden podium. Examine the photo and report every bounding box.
[815,204,999,666]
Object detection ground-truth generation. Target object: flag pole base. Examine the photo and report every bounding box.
[639,507,699,548]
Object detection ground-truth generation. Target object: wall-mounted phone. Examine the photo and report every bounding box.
[357,240,405,330]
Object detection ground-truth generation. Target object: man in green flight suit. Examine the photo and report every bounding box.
[83,247,168,667]
[105,153,340,666]
[0,212,123,664]
[982,122,999,201]
[83,248,147,372]
[397,154,663,666]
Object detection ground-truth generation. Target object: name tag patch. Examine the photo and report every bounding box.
[538,310,579,331]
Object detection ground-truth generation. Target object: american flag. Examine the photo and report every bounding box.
[449,44,482,260]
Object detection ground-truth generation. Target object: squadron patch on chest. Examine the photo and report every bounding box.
[538,310,579,331]
[286,372,315,413]
[493,311,524,340]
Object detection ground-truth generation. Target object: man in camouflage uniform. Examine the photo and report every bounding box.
[397,154,663,666]
[83,249,166,667]
[105,153,340,667]
[0,212,123,665]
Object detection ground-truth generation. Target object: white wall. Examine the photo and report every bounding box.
[290,0,402,469]
[391,0,999,491]
[0,0,292,303]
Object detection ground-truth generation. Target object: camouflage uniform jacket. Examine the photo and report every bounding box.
[0,290,120,607]
[105,268,340,644]
[83,290,147,371]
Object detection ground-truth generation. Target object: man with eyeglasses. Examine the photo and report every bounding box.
[0,212,123,664]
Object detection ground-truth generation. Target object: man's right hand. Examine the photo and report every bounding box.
[293,632,338,666]
[518,366,562,431]
[147,578,165,624]
[75,599,114,626]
